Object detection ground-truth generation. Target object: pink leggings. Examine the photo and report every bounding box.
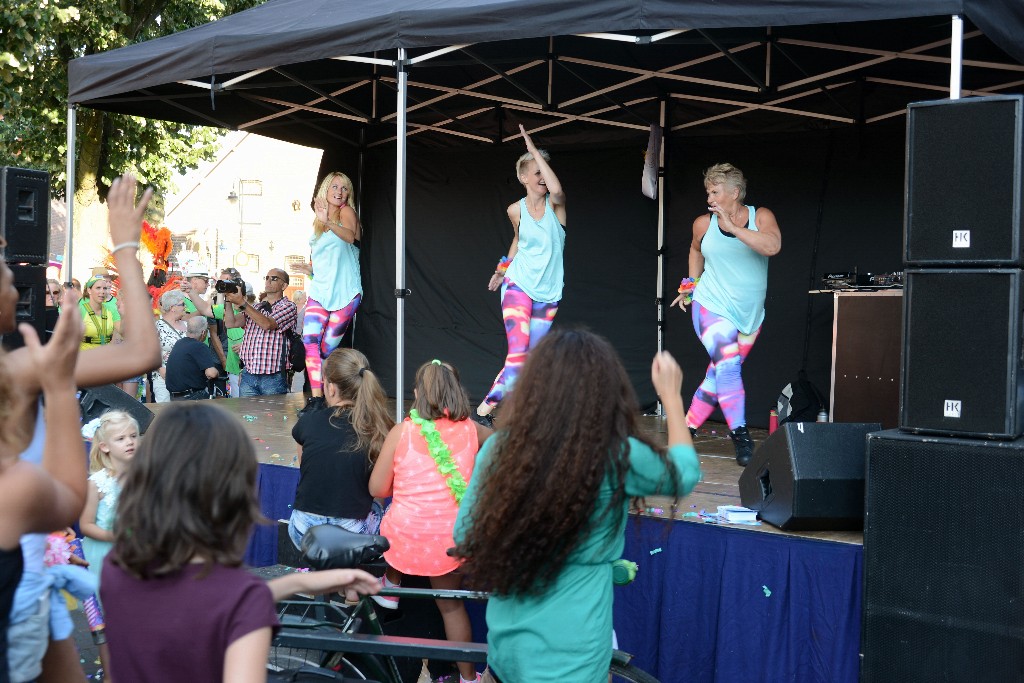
[686,302,760,431]
[302,294,361,391]
[483,280,559,407]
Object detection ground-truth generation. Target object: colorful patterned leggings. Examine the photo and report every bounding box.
[686,302,761,431]
[303,293,361,391]
[483,280,559,407]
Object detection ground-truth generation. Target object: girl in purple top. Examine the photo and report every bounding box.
[101,403,381,682]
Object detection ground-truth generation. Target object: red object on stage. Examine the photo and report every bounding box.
[769,409,778,434]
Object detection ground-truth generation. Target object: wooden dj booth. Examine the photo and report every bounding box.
[812,289,903,429]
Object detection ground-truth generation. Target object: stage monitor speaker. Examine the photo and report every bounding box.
[738,422,879,530]
[79,385,155,434]
[900,268,1024,438]
[862,429,1024,682]
[1,167,50,265]
[905,95,1023,266]
[0,264,46,351]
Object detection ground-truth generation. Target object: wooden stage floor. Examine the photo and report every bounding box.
[147,394,862,547]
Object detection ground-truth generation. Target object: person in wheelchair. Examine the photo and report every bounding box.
[165,316,223,401]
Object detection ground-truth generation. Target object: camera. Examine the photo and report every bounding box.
[215,278,245,294]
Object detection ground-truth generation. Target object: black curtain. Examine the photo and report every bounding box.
[343,123,906,427]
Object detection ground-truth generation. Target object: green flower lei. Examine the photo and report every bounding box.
[409,409,468,505]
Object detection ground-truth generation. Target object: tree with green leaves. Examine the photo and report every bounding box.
[0,0,262,275]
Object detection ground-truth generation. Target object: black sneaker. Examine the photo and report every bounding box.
[471,412,495,429]
[731,425,754,466]
[298,395,327,415]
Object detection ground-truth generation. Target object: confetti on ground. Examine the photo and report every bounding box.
[682,512,699,518]
[243,415,257,422]
[762,585,772,597]
[649,547,663,556]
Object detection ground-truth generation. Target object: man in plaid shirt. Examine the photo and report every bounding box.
[223,268,298,396]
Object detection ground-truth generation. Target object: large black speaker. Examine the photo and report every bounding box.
[900,268,1024,438]
[905,95,1023,266]
[1,167,50,265]
[0,264,46,351]
[862,429,1024,682]
[738,422,879,530]
[79,385,155,433]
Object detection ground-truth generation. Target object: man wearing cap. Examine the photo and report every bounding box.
[223,268,297,396]
[182,270,228,368]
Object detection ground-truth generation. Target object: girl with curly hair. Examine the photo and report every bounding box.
[454,328,702,683]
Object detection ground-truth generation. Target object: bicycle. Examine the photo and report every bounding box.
[268,525,660,683]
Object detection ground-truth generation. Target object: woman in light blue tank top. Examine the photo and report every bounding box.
[670,163,781,466]
[476,125,567,425]
[296,171,364,413]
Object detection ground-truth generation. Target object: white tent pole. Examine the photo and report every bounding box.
[655,98,666,416]
[394,48,409,423]
[950,15,963,99]
[65,105,76,284]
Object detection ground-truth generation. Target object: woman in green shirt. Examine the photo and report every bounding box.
[455,328,701,682]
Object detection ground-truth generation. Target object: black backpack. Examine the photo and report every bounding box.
[777,370,826,425]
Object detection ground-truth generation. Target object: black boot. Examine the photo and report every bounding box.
[731,425,754,467]
[689,426,697,439]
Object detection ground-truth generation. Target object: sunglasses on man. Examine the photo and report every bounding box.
[265,275,284,282]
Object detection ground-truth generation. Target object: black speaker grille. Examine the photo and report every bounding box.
[863,431,1024,681]
[0,167,50,265]
[905,96,1023,266]
[901,269,1023,437]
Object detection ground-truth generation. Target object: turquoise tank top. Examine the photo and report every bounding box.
[505,196,565,303]
[308,227,362,311]
[693,205,769,334]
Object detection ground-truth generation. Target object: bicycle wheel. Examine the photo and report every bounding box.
[609,661,661,683]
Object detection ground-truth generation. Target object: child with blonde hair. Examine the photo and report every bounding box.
[80,410,139,586]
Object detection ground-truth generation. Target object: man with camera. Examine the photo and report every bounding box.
[222,267,298,396]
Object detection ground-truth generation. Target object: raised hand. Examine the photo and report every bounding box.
[313,197,329,224]
[107,174,152,246]
[23,288,82,392]
[519,123,537,153]
[650,350,683,400]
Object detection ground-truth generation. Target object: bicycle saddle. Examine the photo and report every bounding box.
[299,524,390,570]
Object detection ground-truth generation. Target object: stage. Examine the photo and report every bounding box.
[147,395,864,683]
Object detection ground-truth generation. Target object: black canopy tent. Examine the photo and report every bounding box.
[67,0,1024,420]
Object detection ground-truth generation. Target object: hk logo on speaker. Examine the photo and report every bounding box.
[943,400,962,418]
[952,230,971,248]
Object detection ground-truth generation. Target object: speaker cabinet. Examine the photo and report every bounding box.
[738,422,879,530]
[905,95,1023,266]
[900,268,1024,438]
[0,263,46,351]
[862,429,1024,682]
[1,167,50,265]
[78,385,155,433]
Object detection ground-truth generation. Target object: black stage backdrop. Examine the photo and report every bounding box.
[326,123,906,427]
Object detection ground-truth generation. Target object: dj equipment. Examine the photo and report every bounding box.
[738,422,879,530]
[905,95,1024,266]
[1,167,50,265]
